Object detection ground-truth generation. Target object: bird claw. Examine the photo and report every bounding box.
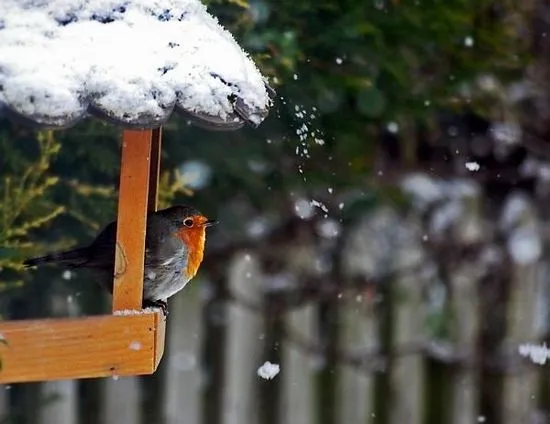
[142,299,169,317]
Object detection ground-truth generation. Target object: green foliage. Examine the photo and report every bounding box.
[0,0,535,317]
[193,0,532,199]
[0,131,64,275]
[158,169,194,210]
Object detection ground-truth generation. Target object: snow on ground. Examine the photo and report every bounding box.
[0,0,272,129]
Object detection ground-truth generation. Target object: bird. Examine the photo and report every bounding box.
[23,205,217,315]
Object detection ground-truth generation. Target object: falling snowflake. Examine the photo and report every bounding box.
[465,161,480,172]
[518,343,550,365]
[257,361,280,380]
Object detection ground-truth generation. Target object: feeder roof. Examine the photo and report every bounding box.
[0,0,273,130]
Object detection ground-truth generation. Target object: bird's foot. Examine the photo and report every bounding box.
[143,299,168,317]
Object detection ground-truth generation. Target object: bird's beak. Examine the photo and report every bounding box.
[204,219,218,227]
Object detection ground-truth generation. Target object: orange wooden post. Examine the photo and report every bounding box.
[113,130,153,312]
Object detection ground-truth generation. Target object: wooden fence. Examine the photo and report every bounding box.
[0,174,548,424]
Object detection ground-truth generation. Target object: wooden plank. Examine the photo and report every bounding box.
[280,303,316,424]
[0,383,8,421]
[501,194,542,424]
[101,376,140,424]
[154,310,166,368]
[223,253,263,424]
[0,313,164,383]
[164,287,203,424]
[39,380,77,424]
[148,127,162,213]
[336,294,377,424]
[388,215,425,424]
[449,184,483,424]
[113,129,153,312]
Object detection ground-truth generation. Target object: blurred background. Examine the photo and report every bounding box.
[1,0,549,423]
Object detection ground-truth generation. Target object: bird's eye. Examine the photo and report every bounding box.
[183,218,194,227]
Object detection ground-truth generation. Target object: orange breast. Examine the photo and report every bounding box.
[178,227,206,280]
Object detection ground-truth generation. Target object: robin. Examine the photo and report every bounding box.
[23,205,217,315]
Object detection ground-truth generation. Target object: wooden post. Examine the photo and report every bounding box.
[164,285,204,424]
[336,293,377,424]
[501,193,542,424]
[280,303,316,424]
[222,252,263,424]
[448,183,483,424]
[148,128,162,213]
[101,376,140,424]
[39,380,77,424]
[0,387,6,421]
[388,215,425,424]
[113,128,162,312]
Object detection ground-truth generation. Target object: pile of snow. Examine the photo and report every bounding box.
[0,0,272,129]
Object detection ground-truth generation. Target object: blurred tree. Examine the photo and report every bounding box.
[0,0,532,310]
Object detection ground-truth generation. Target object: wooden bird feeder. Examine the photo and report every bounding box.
[0,0,271,383]
[0,128,166,383]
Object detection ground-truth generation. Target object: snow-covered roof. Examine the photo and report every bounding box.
[0,0,273,130]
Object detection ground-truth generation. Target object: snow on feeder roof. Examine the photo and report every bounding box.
[0,0,273,130]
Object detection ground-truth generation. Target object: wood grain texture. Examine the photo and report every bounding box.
[0,313,166,383]
[113,130,153,311]
[154,310,166,368]
[148,127,162,213]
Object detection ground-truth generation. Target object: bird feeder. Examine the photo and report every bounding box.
[0,0,272,383]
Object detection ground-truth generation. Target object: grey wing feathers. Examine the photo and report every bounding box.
[144,215,183,267]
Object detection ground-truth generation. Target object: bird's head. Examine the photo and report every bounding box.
[160,205,217,279]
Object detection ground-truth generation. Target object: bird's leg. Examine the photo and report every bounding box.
[142,299,169,317]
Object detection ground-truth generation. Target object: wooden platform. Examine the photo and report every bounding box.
[0,311,166,383]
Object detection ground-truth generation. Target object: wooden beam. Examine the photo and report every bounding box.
[155,312,166,368]
[113,130,153,312]
[148,127,162,213]
[0,312,166,383]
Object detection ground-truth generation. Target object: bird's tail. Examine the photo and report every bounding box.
[24,247,90,268]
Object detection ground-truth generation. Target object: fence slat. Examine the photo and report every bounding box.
[279,303,316,424]
[37,293,78,424]
[164,286,204,424]
[39,380,77,424]
[0,385,7,421]
[336,294,377,423]
[101,377,140,424]
[449,183,483,424]
[222,252,263,424]
[389,216,425,424]
[501,193,543,424]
